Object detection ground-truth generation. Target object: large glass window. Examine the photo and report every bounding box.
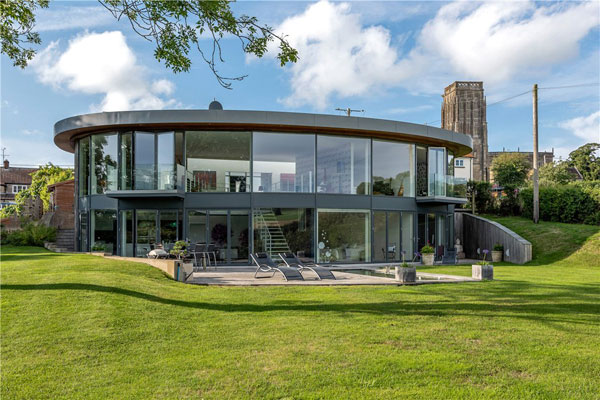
[119,133,133,190]
[230,210,250,263]
[157,133,175,190]
[79,211,88,251]
[373,211,402,262]
[136,210,157,257]
[159,211,178,249]
[253,208,314,261]
[187,210,207,243]
[317,209,370,262]
[373,211,387,262]
[373,140,415,197]
[186,131,250,192]
[91,210,117,254]
[428,147,446,196]
[253,132,314,193]
[317,136,370,195]
[78,138,90,197]
[401,213,414,260]
[134,132,156,190]
[120,210,134,257]
[91,134,118,194]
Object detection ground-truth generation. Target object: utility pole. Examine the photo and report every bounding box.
[335,107,364,117]
[532,84,539,224]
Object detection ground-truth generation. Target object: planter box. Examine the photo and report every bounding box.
[491,251,503,263]
[472,264,494,280]
[395,266,416,283]
[421,253,434,265]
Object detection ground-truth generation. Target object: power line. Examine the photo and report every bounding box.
[539,82,599,90]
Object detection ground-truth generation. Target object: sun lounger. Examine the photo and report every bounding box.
[278,252,336,280]
[251,253,304,281]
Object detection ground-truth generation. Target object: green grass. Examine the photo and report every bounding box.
[2,216,599,399]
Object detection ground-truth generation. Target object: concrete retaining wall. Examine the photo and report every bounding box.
[90,252,178,278]
[454,213,532,264]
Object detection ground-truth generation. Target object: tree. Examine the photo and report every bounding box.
[1,163,74,218]
[1,0,298,88]
[491,153,531,188]
[568,143,600,181]
[539,160,574,185]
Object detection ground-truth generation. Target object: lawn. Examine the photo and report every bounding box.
[1,217,599,399]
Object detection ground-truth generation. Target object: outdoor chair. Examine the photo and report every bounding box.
[278,252,336,280]
[441,249,458,265]
[191,243,212,270]
[251,253,304,281]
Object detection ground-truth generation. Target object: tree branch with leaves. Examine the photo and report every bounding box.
[1,0,298,88]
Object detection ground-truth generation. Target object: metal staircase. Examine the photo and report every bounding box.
[254,210,290,258]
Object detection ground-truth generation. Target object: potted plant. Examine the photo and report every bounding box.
[91,243,107,255]
[395,250,416,283]
[420,244,435,265]
[170,240,196,275]
[492,243,503,263]
[472,249,493,280]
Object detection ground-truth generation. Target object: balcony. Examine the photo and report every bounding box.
[417,174,468,204]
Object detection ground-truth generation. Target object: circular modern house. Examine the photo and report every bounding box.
[54,106,471,264]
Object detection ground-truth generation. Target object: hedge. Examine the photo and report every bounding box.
[521,185,600,225]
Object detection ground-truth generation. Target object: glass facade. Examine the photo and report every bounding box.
[91,210,117,254]
[253,132,314,193]
[372,140,414,197]
[78,138,90,196]
[75,129,460,261]
[91,133,118,194]
[253,208,314,260]
[186,131,250,192]
[317,209,370,262]
[317,136,370,195]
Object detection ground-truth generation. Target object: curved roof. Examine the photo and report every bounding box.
[54,110,472,156]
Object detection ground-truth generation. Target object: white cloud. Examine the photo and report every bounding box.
[36,6,114,32]
[559,111,600,142]
[272,1,599,109]
[270,1,408,109]
[385,104,434,115]
[30,31,176,111]
[411,1,600,84]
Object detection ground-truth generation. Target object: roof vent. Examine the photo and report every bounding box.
[209,100,223,110]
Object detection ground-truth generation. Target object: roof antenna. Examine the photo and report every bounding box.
[335,107,364,117]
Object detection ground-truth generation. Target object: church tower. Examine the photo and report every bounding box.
[441,81,489,181]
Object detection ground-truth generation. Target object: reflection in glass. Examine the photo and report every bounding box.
[427,213,436,248]
[436,214,445,252]
[120,133,133,190]
[79,212,88,252]
[373,211,387,262]
[159,211,178,249]
[401,213,414,259]
[209,210,228,263]
[428,147,446,196]
[373,140,414,197]
[136,210,157,257]
[91,133,118,194]
[230,210,249,263]
[91,210,117,254]
[417,213,426,251]
[253,208,313,261]
[186,131,250,192]
[134,132,156,190]
[187,210,207,244]
[78,138,90,196]
[317,209,370,262]
[253,132,314,192]
[388,212,401,262]
[157,132,175,190]
[317,135,370,195]
[120,210,134,257]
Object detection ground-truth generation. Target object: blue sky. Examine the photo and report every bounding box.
[1,0,599,166]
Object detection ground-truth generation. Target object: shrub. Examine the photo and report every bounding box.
[521,184,600,225]
[3,223,56,246]
[493,243,504,251]
[466,180,495,213]
[421,244,434,254]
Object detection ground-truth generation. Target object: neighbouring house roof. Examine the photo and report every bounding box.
[0,167,37,186]
[459,153,474,158]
